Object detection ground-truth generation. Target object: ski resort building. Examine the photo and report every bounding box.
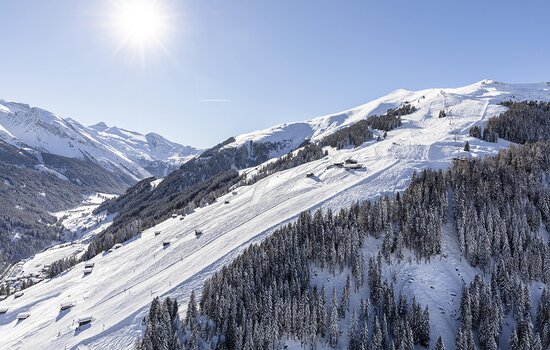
[77,316,93,327]
[60,302,75,311]
[344,163,363,169]
[16,313,30,320]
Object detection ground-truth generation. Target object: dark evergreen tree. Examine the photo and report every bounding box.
[329,288,340,348]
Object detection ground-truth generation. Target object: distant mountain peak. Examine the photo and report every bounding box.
[89,121,108,131]
[0,100,201,180]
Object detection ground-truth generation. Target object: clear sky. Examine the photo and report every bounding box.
[0,0,549,148]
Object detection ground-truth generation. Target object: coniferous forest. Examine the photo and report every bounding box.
[137,101,550,349]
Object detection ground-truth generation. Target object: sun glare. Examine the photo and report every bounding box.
[108,0,173,62]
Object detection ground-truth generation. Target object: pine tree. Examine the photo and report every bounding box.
[339,276,351,318]
[535,288,548,332]
[371,315,382,350]
[460,287,472,330]
[418,305,430,346]
[509,329,520,350]
[360,297,371,323]
[329,289,340,348]
[185,290,198,330]
[434,336,445,350]
[455,327,465,350]
[404,320,415,350]
[348,309,359,350]
[532,333,543,350]
[469,126,481,138]
[381,313,389,350]
[359,320,369,350]
[464,141,470,152]
[319,287,328,337]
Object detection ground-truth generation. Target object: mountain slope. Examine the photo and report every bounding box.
[1,80,549,349]
[0,100,200,181]
[0,140,86,273]
[226,80,550,156]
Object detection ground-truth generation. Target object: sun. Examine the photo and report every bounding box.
[108,0,173,60]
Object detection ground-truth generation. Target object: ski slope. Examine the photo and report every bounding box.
[226,80,550,156]
[1,80,550,349]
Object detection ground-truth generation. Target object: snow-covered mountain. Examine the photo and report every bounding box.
[1,80,549,349]
[0,100,200,180]
[226,79,550,156]
[87,122,198,177]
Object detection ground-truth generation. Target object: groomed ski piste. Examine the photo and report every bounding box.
[1,80,549,349]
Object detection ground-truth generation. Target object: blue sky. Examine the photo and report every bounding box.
[0,0,549,148]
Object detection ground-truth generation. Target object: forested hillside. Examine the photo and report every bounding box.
[0,134,144,275]
[0,141,85,273]
[139,101,550,349]
[470,101,550,144]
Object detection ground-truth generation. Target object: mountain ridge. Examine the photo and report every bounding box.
[0,99,201,180]
[224,80,550,156]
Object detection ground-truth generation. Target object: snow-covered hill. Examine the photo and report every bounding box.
[0,100,200,180]
[227,80,550,156]
[1,80,549,349]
